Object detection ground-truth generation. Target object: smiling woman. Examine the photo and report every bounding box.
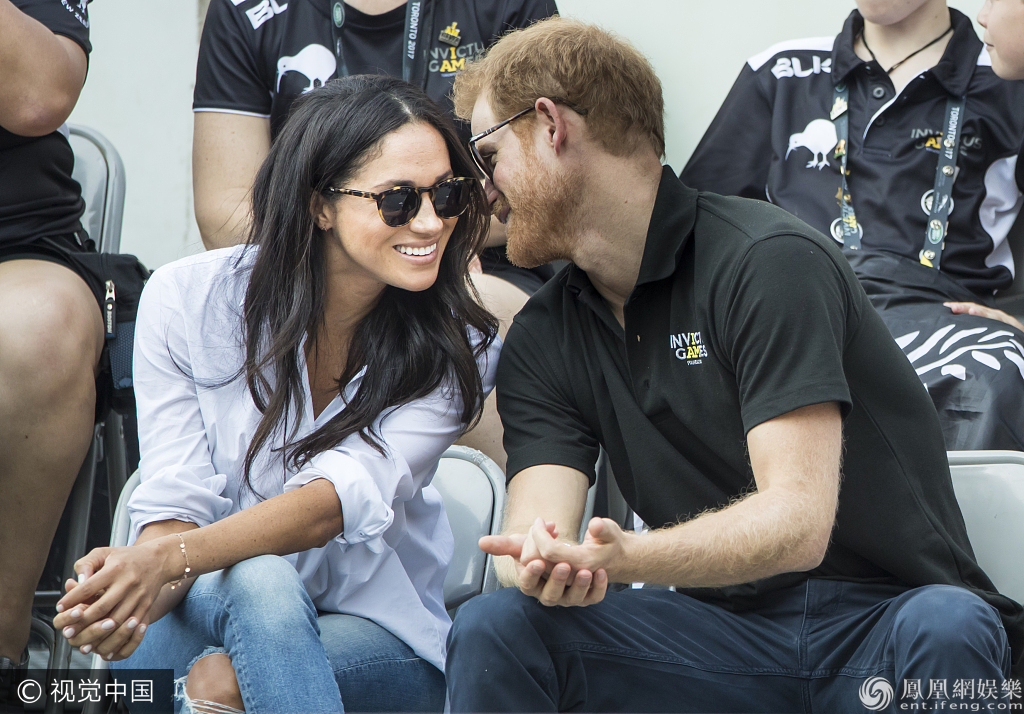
[51,75,499,713]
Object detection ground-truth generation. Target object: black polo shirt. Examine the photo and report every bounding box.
[195,0,557,141]
[497,167,1023,660]
[680,9,1024,297]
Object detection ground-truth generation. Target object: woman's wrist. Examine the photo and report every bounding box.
[145,535,190,585]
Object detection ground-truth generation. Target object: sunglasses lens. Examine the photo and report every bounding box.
[379,188,420,227]
[434,180,472,219]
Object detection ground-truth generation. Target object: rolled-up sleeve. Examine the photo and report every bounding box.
[128,265,235,543]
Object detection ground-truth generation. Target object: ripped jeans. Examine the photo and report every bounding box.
[112,554,445,713]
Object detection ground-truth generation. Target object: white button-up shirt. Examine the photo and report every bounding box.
[127,247,500,671]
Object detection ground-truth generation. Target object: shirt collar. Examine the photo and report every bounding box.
[635,166,698,287]
[831,8,980,96]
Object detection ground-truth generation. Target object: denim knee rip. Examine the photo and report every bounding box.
[174,647,245,714]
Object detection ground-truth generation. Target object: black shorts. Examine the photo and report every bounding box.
[0,232,106,310]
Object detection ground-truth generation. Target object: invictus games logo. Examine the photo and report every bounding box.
[859,677,894,711]
[670,331,707,365]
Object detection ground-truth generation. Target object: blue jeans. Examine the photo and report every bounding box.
[446,580,1011,713]
[114,555,445,713]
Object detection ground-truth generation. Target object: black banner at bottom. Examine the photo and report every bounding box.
[2,669,173,713]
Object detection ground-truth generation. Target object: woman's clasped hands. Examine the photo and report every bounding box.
[52,541,174,661]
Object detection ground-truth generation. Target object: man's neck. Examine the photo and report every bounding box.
[855,1,952,90]
[570,153,663,328]
[345,0,406,15]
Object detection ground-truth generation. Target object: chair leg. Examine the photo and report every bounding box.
[104,413,128,525]
[36,423,100,714]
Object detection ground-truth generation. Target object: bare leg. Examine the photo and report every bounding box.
[457,273,531,472]
[0,260,103,660]
[185,653,245,713]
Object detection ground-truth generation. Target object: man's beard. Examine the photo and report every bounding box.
[499,150,583,269]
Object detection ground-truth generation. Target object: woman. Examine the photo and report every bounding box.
[52,74,498,713]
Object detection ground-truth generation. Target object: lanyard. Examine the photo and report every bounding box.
[330,0,433,86]
[829,82,965,268]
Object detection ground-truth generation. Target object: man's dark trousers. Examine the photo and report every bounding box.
[446,580,1010,713]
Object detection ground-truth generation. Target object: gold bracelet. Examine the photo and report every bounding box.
[169,533,192,590]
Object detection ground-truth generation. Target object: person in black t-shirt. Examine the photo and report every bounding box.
[192,0,557,470]
[443,17,1020,712]
[0,0,104,675]
[978,0,1024,193]
[680,0,1024,453]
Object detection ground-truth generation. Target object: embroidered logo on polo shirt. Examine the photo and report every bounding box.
[60,0,88,28]
[771,56,831,79]
[670,332,707,365]
[911,128,981,152]
[428,43,485,76]
[275,45,336,93]
[786,118,838,170]
[246,0,288,30]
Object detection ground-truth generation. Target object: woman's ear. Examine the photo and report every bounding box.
[310,193,333,232]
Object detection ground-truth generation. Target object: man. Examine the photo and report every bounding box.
[445,17,1022,713]
[680,0,1024,453]
[0,0,103,685]
[191,0,559,469]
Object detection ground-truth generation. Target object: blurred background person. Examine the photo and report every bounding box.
[682,0,1024,451]
[0,0,104,681]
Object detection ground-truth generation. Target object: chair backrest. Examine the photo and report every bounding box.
[68,124,126,254]
[947,450,1024,604]
[433,446,506,610]
[109,471,141,548]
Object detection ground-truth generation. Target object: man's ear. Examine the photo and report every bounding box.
[310,193,332,231]
[534,97,572,156]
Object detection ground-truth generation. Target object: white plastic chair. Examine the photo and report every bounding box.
[69,124,126,255]
[947,451,1024,604]
[432,446,507,608]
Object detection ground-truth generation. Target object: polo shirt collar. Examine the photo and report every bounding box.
[635,166,698,287]
[830,8,981,96]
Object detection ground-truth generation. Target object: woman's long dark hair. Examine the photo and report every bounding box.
[238,75,497,495]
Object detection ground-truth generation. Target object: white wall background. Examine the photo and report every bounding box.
[68,0,986,270]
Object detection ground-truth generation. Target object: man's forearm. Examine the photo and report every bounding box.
[615,485,833,588]
[494,554,518,588]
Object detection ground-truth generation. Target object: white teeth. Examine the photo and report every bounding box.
[396,244,437,256]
